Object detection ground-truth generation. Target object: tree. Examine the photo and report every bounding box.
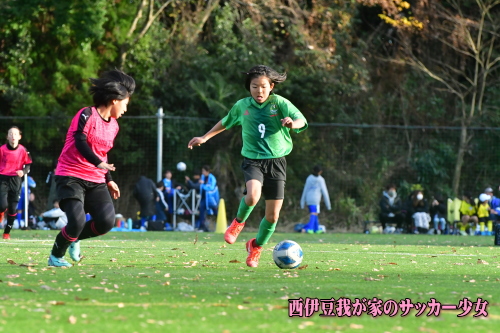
[359,0,500,195]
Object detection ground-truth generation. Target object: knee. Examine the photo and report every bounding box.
[265,212,279,223]
[93,208,115,234]
[245,195,260,207]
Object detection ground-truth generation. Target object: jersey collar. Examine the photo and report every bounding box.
[250,94,274,109]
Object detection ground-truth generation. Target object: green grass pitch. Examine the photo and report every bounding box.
[1,231,499,333]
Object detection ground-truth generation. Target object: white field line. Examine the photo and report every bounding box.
[0,240,496,257]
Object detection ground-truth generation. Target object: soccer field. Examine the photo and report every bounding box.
[1,231,499,333]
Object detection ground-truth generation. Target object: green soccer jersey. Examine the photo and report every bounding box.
[221,94,308,159]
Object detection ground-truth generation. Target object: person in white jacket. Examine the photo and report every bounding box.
[300,166,331,233]
[42,200,68,229]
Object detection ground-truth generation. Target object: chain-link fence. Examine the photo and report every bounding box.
[2,116,500,232]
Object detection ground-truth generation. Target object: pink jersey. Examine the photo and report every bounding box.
[56,106,119,183]
[0,144,32,176]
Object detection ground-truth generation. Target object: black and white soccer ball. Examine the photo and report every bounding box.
[273,240,303,269]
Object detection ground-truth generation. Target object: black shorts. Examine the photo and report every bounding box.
[55,176,112,211]
[241,157,286,200]
[0,174,23,202]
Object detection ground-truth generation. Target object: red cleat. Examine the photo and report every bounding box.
[224,219,245,244]
[246,238,262,268]
[3,233,10,240]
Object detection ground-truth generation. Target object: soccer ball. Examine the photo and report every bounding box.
[273,240,303,269]
[176,162,187,171]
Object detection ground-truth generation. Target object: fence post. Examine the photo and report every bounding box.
[24,174,28,228]
[156,107,163,182]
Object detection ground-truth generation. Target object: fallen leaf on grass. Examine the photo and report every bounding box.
[23,289,36,292]
[7,259,17,265]
[453,263,464,265]
[364,277,380,281]
[298,265,308,270]
[75,296,88,301]
[7,281,22,287]
[68,315,77,324]
[19,263,37,267]
[464,279,476,283]
[162,281,170,286]
[229,260,242,263]
[48,301,65,305]
[350,324,364,329]
[298,321,314,329]
[388,262,398,265]
[110,258,117,262]
[477,259,489,265]
[6,275,19,278]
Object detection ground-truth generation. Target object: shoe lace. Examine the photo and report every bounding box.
[229,222,244,235]
[248,243,262,262]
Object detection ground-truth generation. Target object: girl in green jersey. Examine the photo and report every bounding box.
[188,65,307,267]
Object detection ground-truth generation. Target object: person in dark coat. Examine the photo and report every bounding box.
[133,175,158,228]
[430,194,447,234]
[406,190,430,234]
[379,184,406,233]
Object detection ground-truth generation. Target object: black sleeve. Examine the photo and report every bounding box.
[74,107,102,167]
[105,171,113,183]
[23,163,31,175]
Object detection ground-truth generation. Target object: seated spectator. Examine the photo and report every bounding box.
[379,184,406,234]
[477,193,492,235]
[41,200,68,230]
[155,181,169,222]
[430,194,447,234]
[406,190,430,234]
[458,191,478,236]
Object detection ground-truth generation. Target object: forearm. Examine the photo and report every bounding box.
[291,119,305,129]
[202,120,226,141]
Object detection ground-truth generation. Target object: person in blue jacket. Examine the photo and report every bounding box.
[484,187,500,225]
[196,165,218,232]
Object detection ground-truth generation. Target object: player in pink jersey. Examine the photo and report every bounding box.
[47,69,135,267]
[0,126,32,240]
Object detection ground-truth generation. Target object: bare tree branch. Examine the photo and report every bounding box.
[127,0,147,38]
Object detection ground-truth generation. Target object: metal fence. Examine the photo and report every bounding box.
[2,115,500,232]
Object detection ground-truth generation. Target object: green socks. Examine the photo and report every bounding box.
[236,197,255,222]
[256,217,277,246]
